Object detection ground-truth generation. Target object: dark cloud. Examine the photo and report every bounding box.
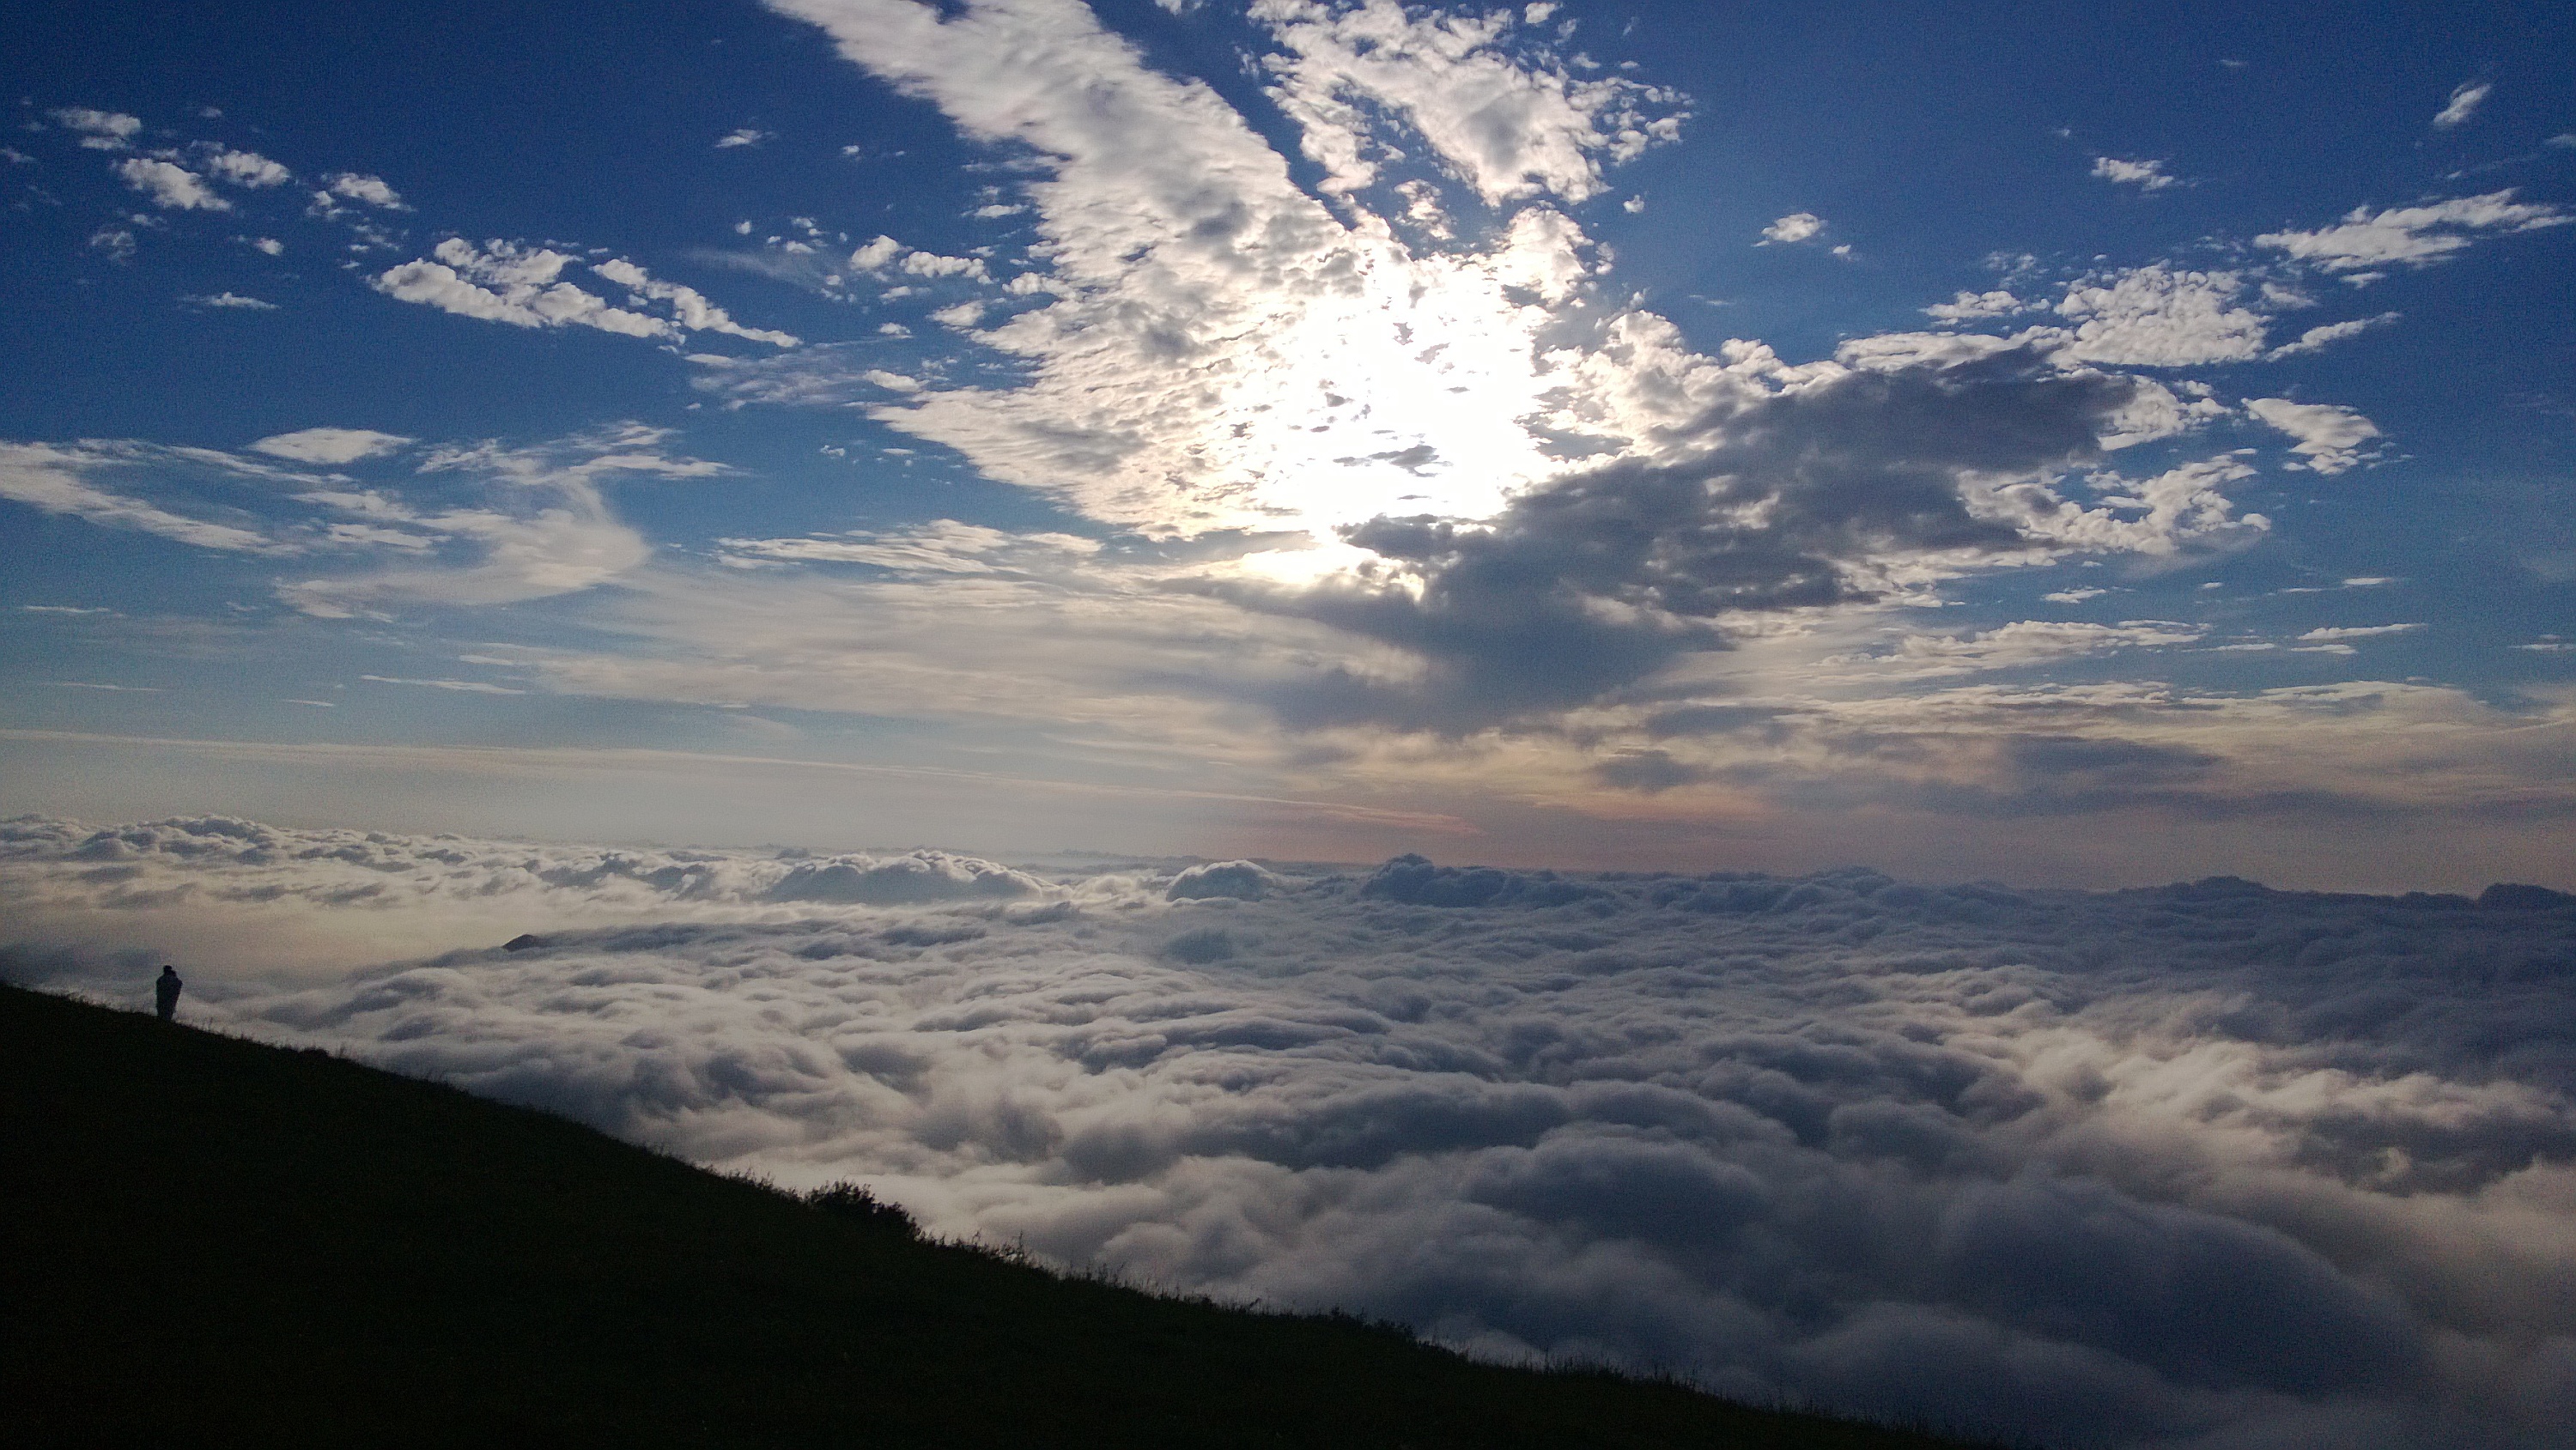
[9,816,2576,1447]
[1224,350,2141,731]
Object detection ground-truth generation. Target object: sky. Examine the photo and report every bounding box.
[4,0,2574,890]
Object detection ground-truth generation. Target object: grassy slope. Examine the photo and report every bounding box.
[1,986,1990,1449]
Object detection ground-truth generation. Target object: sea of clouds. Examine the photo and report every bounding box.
[8,813,2575,1449]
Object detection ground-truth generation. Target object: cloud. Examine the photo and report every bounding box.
[1923,290,2033,324]
[325,172,405,208]
[2264,311,2399,360]
[2255,190,2571,276]
[114,158,229,210]
[275,425,723,616]
[10,813,2576,1449]
[2433,81,2491,129]
[1249,0,1686,205]
[1218,350,2256,730]
[1825,620,2205,681]
[2298,623,2425,642]
[249,428,415,464]
[182,292,277,311]
[360,674,526,695]
[374,239,679,339]
[2052,265,2267,367]
[51,107,142,149]
[744,0,1645,533]
[714,127,775,149]
[0,441,287,553]
[1759,211,1824,245]
[2090,156,2175,191]
[197,147,291,187]
[375,240,797,350]
[590,258,799,348]
[2245,397,2384,473]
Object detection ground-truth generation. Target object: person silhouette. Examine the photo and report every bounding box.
[155,965,182,1022]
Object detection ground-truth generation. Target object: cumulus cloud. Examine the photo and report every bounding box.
[325,172,405,208]
[714,127,775,149]
[376,242,793,350]
[197,146,291,187]
[115,157,229,210]
[591,258,799,348]
[2433,81,2491,129]
[1922,289,2032,324]
[2255,190,2571,276]
[2246,397,2384,473]
[2089,156,2175,191]
[1759,211,1823,245]
[52,107,142,149]
[374,239,680,339]
[2052,265,2267,367]
[9,813,2576,1449]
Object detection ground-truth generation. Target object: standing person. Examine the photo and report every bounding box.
[154,965,182,1022]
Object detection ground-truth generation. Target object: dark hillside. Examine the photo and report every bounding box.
[1,985,1991,1449]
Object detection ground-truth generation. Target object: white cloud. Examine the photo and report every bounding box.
[715,127,775,149]
[2090,156,2175,191]
[182,292,277,311]
[848,234,904,270]
[2432,81,2491,129]
[2245,397,2383,474]
[1759,211,1823,245]
[374,239,680,340]
[1249,0,1686,204]
[51,107,142,149]
[591,258,799,347]
[114,158,229,210]
[249,428,415,464]
[2042,588,2107,604]
[2298,623,2426,642]
[0,442,284,553]
[2054,265,2267,366]
[13,816,2576,1448]
[247,236,285,256]
[197,147,291,187]
[2263,311,2398,360]
[325,172,405,208]
[360,675,526,695]
[2255,190,2571,275]
[1922,289,2032,324]
[897,249,987,279]
[275,426,723,617]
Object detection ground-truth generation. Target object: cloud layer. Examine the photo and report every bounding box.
[9,814,2576,1449]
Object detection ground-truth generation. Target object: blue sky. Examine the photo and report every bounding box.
[3,0,2571,889]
